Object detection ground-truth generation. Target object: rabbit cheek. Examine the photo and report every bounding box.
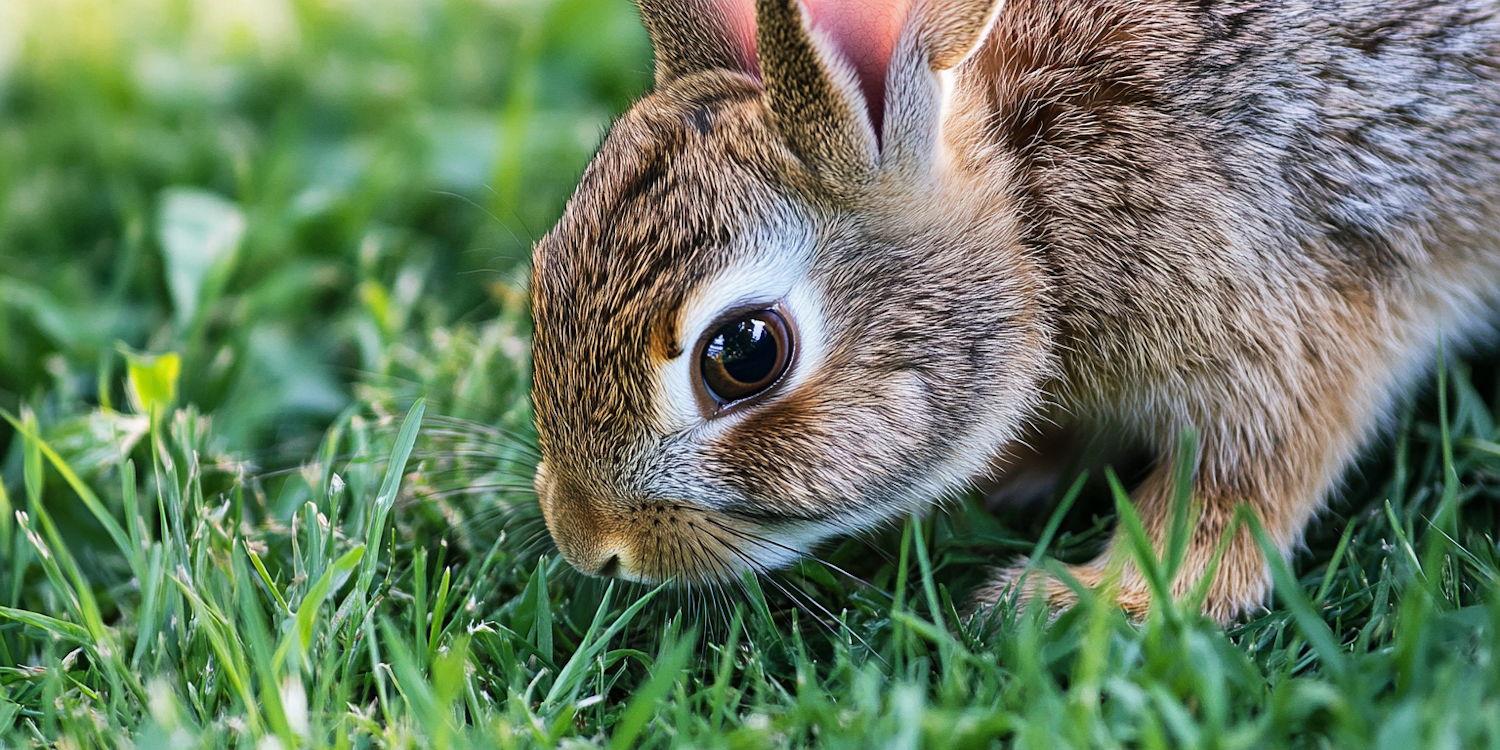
[707,371,934,527]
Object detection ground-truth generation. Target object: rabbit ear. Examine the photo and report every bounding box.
[638,0,1001,185]
[638,0,761,86]
[754,0,881,186]
[879,0,1002,177]
[899,0,1003,72]
[755,0,1002,188]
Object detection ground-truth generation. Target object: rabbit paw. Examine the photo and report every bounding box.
[971,557,1154,621]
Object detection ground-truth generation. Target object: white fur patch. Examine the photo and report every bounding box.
[726,518,849,572]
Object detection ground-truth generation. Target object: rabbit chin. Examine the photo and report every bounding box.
[634,472,986,586]
[621,459,989,586]
[626,516,856,586]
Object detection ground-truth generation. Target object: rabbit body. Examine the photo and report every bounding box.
[529,0,1500,622]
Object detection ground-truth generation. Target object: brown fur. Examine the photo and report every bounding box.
[530,0,1500,622]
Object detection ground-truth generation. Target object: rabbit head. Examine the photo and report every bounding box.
[530,0,1053,584]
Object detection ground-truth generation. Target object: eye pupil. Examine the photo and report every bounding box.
[718,319,774,381]
[700,310,792,406]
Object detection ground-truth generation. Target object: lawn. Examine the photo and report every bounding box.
[2,0,1499,747]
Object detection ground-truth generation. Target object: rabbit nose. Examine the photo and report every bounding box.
[549,521,634,578]
[555,530,640,579]
[536,467,636,578]
[571,545,630,579]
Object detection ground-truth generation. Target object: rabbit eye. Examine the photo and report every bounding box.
[699,309,793,406]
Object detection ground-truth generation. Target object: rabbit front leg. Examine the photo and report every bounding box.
[978,434,1347,623]
[978,312,1411,623]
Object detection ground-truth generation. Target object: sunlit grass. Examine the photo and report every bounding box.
[2,0,1499,747]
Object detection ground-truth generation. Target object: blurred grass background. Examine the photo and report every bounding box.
[3,0,1500,747]
[0,0,649,456]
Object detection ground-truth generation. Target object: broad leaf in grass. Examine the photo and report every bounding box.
[156,187,245,330]
[124,349,181,417]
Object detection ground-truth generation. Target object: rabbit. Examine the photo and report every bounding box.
[527,0,1500,623]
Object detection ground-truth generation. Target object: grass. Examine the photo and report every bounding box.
[2,0,1500,747]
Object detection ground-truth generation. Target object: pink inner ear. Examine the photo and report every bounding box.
[707,0,913,136]
[708,0,763,78]
[803,0,911,135]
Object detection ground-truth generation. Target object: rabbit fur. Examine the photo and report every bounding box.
[528,0,1500,623]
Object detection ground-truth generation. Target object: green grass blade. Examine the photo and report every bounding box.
[0,471,12,559]
[911,517,946,631]
[609,633,694,750]
[1242,507,1350,685]
[1028,471,1089,566]
[298,545,367,657]
[426,565,453,666]
[1316,519,1359,603]
[131,544,168,670]
[739,569,782,648]
[544,581,667,708]
[170,575,264,737]
[1163,429,1200,585]
[248,546,291,615]
[1,409,142,578]
[1108,468,1180,628]
[357,398,426,598]
[0,607,91,643]
[13,424,141,703]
